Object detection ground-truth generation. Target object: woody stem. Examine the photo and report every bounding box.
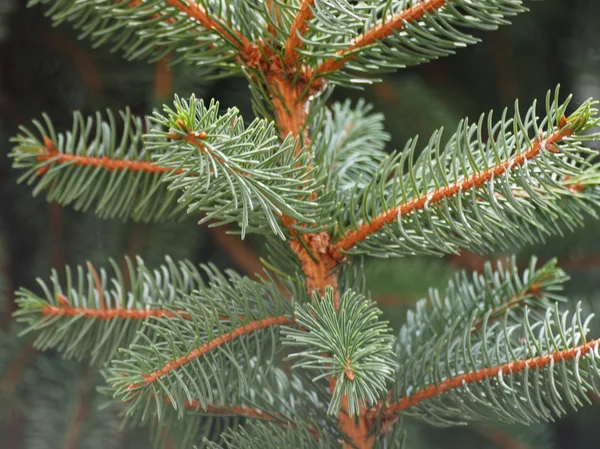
[271,73,373,447]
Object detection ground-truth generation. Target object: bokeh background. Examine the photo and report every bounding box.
[1,0,600,447]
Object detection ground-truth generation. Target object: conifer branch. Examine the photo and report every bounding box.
[316,0,446,76]
[376,337,600,422]
[470,281,543,334]
[42,294,192,321]
[36,137,184,176]
[284,0,315,67]
[122,0,252,52]
[132,315,295,388]
[42,293,249,322]
[162,0,252,51]
[14,257,210,364]
[331,116,574,258]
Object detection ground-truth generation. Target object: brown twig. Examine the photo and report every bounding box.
[284,0,315,66]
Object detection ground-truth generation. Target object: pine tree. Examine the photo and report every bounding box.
[5,1,600,448]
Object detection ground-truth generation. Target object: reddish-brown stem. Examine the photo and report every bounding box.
[376,337,600,420]
[36,137,186,176]
[39,31,102,97]
[316,0,446,75]
[270,77,310,144]
[284,0,315,66]
[331,121,573,259]
[330,378,375,449]
[470,282,541,334]
[205,224,266,278]
[164,0,252,50]
[132,315,294,388]
[63,370,91,449]
[183,398,284,422]
[43,295,243,322]
[154,56,173,100]
[0,344,36,395]
[179,398,321,438]
[42,299,191,321]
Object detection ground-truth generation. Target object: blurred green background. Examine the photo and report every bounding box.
[2,0,600,448]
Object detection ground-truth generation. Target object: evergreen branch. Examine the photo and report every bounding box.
[316,0,445,75]
[162,0,252,51]
[40,297,191,321]
[107,268,296,418]
[30,0,232,70]
[332,117,572,256]
[306,0,531,86]
[148,95,331,238]
[384,298,600,427]
[35,137,183,176]
[10,109,190,223]
[330,90,600,258]
[136,315,294,388]
[14,256,207,364]
[395,257,568,370]
[380,336,600,419]
[311,99,390,204]
[284,0,315,66]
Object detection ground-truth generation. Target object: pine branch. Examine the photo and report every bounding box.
[379,336,600,419]
[40,296,191,321]
[162,0,252,51]
[333,118,572,256]
[398,256,566,353]
[107,268,296,419]
[136,315,294,388]
[34,137,180,176]
[11,109,191,222]
[383,293,600,428]
[284,0,315,66]
[14,256,207,364]
[147,95,330,238]
[316,0,446,75]
[29,0,239,70]
[304,0,531,87]
[329,90,600,259]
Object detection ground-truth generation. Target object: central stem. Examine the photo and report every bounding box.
[270,73,374,448]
